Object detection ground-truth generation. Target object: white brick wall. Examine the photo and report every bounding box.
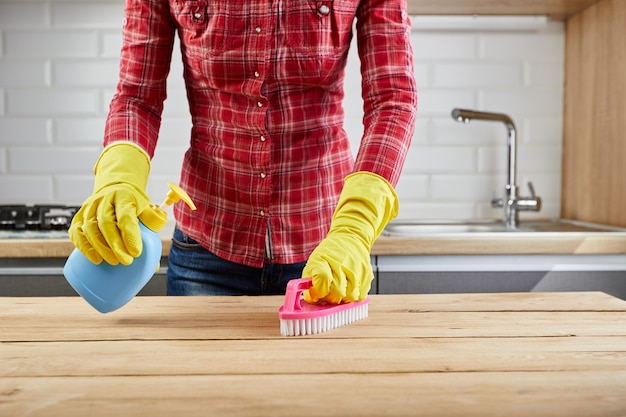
[0,1,564,223]
[403,20,564,221]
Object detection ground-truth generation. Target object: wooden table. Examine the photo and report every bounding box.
[1,292,626,416]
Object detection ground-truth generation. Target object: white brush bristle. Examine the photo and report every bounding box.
[279,303,368,336]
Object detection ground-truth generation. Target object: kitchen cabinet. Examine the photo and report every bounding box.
[0,256,377,298]
[561,0,626,227]
[0,229,173,297]
[375,254,626,300]
[6,234,626,297]
[0,258,167,297]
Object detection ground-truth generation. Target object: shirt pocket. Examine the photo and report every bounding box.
[170,0,231,57]
[285,0,357,57]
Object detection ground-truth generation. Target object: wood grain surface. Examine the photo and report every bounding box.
[562,0,626,227]
[4,232,626,259]
[1,292,625,416]
[406,0,601,19]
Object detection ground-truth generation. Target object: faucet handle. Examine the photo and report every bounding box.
[515,181,542,212]
[491,192,504,208]
[528,181,537,198]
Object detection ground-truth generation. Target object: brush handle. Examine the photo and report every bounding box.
[282,278,313,313]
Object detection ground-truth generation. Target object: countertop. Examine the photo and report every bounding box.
[371,233,626,255]
[1,292,625,416]
[3,233,626,258]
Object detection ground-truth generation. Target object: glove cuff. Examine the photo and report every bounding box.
[93,143,151,193]
[330,171,399,248]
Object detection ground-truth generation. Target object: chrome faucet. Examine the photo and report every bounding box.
[451,108,541,228]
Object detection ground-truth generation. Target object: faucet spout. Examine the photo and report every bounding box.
[452,109,517,194]
[451,108,540,227]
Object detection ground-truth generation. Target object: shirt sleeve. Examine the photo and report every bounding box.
[103,0,176,158]
[354,0,418,187]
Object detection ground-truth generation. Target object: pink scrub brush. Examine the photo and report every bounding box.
[278,278,369,336]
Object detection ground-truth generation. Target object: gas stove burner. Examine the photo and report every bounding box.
[0,205,80,231]
[43,207,78,230]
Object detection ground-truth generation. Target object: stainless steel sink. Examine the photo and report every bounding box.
[382,219,626,236]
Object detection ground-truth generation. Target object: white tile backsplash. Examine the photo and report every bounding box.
[525,62,565,87]
[52,59,119,86]
[0,60,48,86]
[479,32,564,61]
[5,89,100,116]
[0,87,5,116]
[8,147,99,174]
[50,3,124,29]
[433,62,523,88]
[481,90,562,116]
[53,117,105,145]
[0,147,6,173]
[418,89,477,116]
[0,175,54,203]
[522,117,562,145]
[0,2,565,222]
[404,146,477,174]
[54,174,93,203]
[432,174,502,201]
[404,202,477,220]
[4,30,98,58]
[432,117,505,145]
[100,30,123,58]
[0,3,47,29]
[157,118,193,146]
[395,174,429,201]
[0,118,50,145]
[412,33,477,60]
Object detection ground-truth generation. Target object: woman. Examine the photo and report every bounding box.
[69,0,418,304]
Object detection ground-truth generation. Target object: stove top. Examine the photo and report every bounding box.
[0,205,80,238]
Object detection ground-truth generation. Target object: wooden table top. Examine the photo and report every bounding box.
[1,292,626,416]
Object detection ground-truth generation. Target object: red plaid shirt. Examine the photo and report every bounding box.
[104,0,417,267]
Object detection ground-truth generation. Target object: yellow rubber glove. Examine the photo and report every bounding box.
[68,143,151,266]
[303,172,398,304]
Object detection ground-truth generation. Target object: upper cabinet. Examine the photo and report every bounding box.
[407,0,602,20]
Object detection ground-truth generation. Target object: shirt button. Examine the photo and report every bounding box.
[318,4,330,15]
[255,26,262,33]
[254,71,260,78]
[260,172,267,179]
[260,135,266,142]
[260,210,265,216]
[193,12,202,19]
[257,101,263,108]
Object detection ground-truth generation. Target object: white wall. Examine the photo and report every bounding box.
[0,1,564,222]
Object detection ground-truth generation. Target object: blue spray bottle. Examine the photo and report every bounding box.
[63,182,196,313]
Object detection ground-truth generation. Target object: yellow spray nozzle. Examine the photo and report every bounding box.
[140,182,196,232]
[160,182,197,211]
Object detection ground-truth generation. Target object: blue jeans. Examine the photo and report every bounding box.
[167,227,306,296]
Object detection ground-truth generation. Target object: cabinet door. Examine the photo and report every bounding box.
[0,258,167,297]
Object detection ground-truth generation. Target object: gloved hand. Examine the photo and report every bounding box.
[68,143,151,266]
[303,172,398,304]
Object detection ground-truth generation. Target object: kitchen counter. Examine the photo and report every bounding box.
[1,292,625,416]
[3,232,626,258]
[0,223,174,259]
[372,233,626,255]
